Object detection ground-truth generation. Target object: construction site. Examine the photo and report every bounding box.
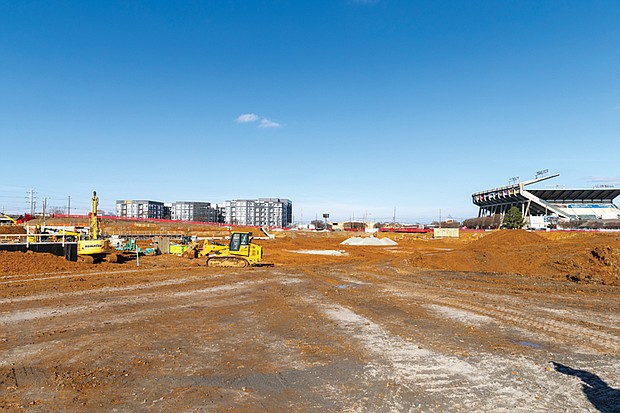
[1,197,619,412]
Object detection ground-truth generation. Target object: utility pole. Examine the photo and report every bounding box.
[42,197,47,225]
[393,207,396,223]
[27,189,36,216]
[67,195,71,216]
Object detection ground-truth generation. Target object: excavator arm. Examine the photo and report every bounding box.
[1,213,18,225]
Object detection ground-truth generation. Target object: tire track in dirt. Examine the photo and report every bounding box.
[345,266,620,354]
[0,278,268,324]
[286,266,619,410]
[0,268,167,285]
[0,277,275,367]
[383,286,620,354]
[0,276,200,304]
[425,285,620,335]
[539,307,620,333]
[413,282,620,335]
[2,263,617,412]
[294,289,592,412]
[445,298,619,352]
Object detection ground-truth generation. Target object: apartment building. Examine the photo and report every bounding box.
[171,201,220,222]
[224,198,292,227]
[116,200,165,219]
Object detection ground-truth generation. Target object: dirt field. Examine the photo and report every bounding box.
[1,229,619,412]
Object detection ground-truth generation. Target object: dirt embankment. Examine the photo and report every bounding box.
[409,230,620,286]
[0,250,88,275]
[0,226,26,234]
[2,227,620,285]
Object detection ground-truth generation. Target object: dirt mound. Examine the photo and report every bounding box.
[465,229,548,251]
[553,244,620,286]
[408,230,620,286]
[3,229,619,286]
[0,226,26,234]
[341,236,398,246]
[409,230,552,276]
[0,251,84,275]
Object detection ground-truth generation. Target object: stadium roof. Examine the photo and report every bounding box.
[527,188,620,204]
[472,173,620,219]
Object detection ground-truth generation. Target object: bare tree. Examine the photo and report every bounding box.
[311,219,326,230]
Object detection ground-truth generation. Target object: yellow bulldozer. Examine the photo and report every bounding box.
[190,232,269,267]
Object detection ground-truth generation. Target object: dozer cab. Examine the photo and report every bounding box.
[204,232,269,268]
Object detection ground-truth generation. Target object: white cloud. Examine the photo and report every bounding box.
[587,176,620,185]
[259,118,282,128]
[235,113,282,128]
[236,113,259,123]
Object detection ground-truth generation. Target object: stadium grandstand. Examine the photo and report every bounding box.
[472,170,620,229]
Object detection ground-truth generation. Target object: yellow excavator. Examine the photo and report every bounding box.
[77,191,117,263]
[199,232,269,267]
[1,213,18,225]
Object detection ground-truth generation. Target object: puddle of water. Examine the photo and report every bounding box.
[515,340,541,349]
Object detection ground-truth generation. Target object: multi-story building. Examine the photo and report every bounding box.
[116,200,165,219]
[171,201,219,222]
[216,205,226,223]
[163,203,172,220]
[224,198,292,227]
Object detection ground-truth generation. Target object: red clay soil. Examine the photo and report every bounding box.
[410,230,620,286]
[0,251,88,275]
[2,227,619,412]
[2,227,619,286]
[0,226,26,234]
[0,249,206,277]
[464,228,549,250]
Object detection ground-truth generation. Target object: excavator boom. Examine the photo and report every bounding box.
[90,191,100,240]
[77,191,116,263]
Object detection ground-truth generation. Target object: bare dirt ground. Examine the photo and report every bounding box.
[1,229,619,412]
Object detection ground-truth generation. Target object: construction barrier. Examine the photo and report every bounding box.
[0,242,78,261]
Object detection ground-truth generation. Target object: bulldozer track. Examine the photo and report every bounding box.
[207,256,248,267]
[0,266,194,285]
[298,266,620,354]
[430,294,618,351]
[378,281,620,353]
[1,259,619,412]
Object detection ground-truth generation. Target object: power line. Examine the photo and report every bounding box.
[27,189,36,216]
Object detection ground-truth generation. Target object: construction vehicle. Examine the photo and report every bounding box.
[197,239,229,258]
[1,213,33,225]
[169,235,199,257]
[116,238,137,252]
[77,191,117,263]
[1,213,18,225]
[200,232,269,267]
[38,227,84,243]
[116,238,159,256]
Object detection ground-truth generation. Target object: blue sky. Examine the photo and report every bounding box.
[1,1,619,223]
